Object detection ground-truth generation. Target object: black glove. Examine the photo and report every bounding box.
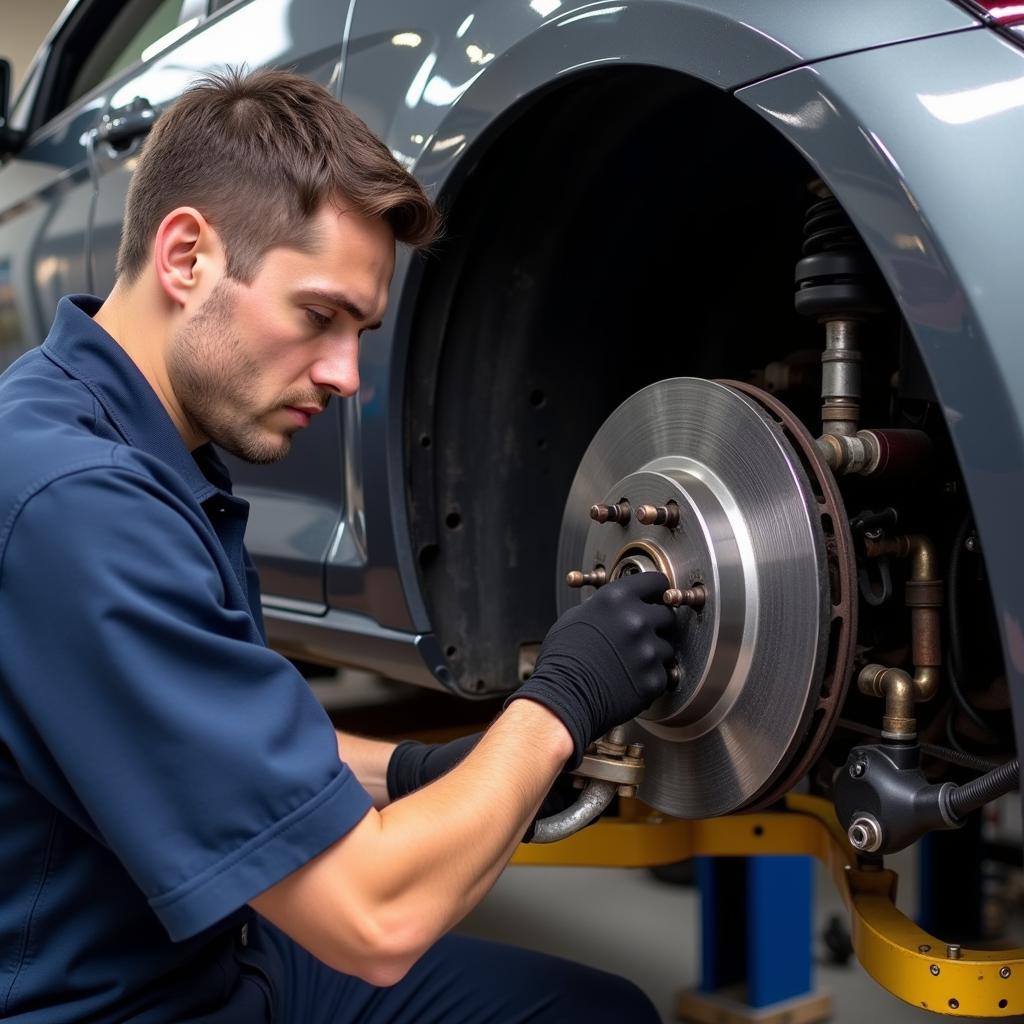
[386,732,479,802]
[505,571,676,767]
[386,732,591,842]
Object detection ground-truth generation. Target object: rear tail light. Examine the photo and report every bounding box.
[953,1,1024,45]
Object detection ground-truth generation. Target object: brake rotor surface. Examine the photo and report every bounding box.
[556,377,855,819]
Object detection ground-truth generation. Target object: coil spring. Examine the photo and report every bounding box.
[801,196,860,256]
[795,189,885,318]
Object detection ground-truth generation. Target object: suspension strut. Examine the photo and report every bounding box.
[795,186,928,477]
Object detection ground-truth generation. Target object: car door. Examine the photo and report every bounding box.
[87,0,352,610]
[0,0,134,369]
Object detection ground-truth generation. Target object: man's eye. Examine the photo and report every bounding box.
[305,308,332,330]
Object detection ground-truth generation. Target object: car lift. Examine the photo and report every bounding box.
[513,794,1024,1019]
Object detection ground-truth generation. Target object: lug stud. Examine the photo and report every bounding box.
[635,502,680,528]
[663,585,706,610]
[590,500,631,525]
[566,566,608,589]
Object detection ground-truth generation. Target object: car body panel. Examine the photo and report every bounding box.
[340,0,979,173]
[0,94,107,366]
[735,27,1024,778]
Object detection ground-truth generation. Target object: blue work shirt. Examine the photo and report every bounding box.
[0,296,373,1022]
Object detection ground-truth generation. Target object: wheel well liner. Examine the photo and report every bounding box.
[405,66,818,695]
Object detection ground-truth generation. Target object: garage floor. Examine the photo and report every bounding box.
[458,853,990,1023]
[320,672,1016,1023]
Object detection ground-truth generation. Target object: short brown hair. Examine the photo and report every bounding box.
[116,68,440,283]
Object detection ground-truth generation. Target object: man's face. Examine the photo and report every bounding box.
[167,203,394,463]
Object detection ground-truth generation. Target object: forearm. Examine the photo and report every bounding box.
[335,731,395,808]
[372,699,570,934]
[260,699,572,982]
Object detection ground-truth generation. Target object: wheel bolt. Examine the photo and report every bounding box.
[636,502,680,528]
[566,566,608,588]
[590,500,631,525]
[663,585,706,610]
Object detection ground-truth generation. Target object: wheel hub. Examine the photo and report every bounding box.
[557,377,855,819]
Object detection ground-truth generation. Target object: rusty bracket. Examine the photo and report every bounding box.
[572,751,645,792]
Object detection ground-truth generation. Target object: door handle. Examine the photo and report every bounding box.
[97,99,157,148]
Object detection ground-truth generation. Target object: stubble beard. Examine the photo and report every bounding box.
[167,281,293,465]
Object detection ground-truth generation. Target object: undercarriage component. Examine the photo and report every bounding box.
[513,794,1024,1018]
[798,192,935,477]
[556,377,856,819]
[793,188,927,479]
[819,426,934,479]
[835,744,1021,855]
[835,743,960,855]
[859,533,943,740]
[530,779,617,844]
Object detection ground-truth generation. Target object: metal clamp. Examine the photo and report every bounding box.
[573,750,645,790]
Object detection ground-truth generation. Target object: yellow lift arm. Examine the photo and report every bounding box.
[512,794,1022,1018]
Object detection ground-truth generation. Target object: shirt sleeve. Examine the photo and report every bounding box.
[0,457,373,941]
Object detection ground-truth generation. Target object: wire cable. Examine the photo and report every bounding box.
[947,515,1000,739]
[837,718,1004,773]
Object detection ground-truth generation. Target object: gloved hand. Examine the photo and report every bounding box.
[507,571,676,767]
[387,570,675,824]
[386,732,594,842]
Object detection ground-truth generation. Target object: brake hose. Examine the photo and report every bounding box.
[946,757,1020,819]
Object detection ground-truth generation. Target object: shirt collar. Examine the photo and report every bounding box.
[41,294,230,504]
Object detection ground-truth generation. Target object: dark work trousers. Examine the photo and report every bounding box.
[236,918,661,1023]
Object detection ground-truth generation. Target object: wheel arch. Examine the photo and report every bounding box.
[399,61,820,695]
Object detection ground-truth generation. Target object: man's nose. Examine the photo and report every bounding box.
[310,339,360,398]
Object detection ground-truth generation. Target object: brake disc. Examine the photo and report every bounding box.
[556,377,855,819]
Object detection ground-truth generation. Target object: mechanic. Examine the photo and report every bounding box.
[0,70,677,1023]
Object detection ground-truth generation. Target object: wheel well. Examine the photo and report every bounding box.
[406,65,821,696]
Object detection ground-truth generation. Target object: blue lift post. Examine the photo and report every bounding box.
[677,855,831,1023]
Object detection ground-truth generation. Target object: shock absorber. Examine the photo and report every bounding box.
[796,189,881,469]
[795,187,930,477]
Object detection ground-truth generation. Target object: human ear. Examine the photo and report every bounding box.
[152,207,222,308]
